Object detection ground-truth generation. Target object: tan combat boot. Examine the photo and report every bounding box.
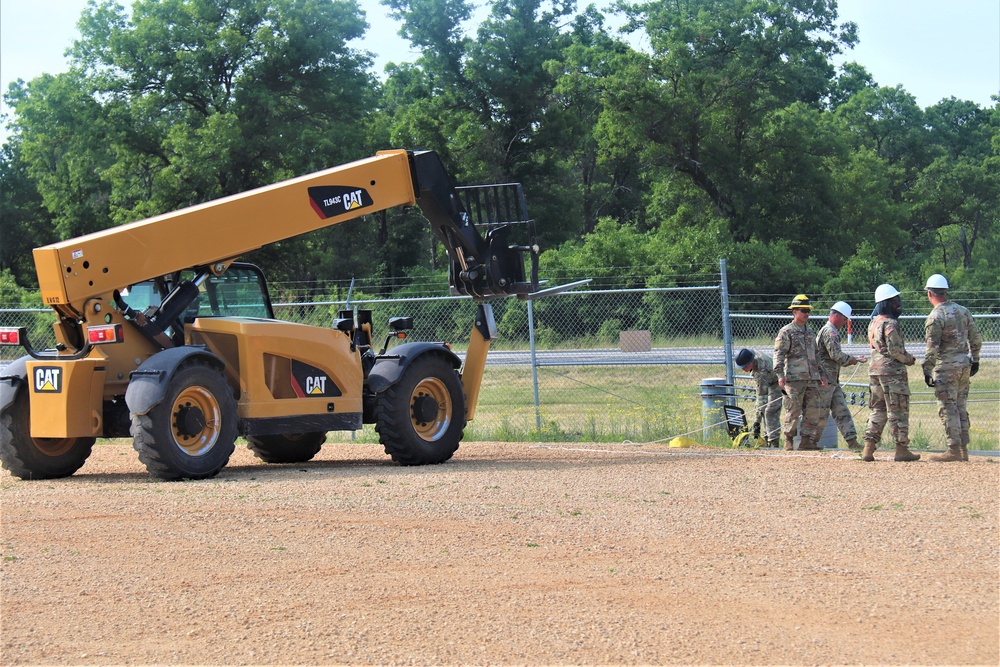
[960,445,969,461]
[929,446,963,462]
[846,438,862,451]
[798,437,820,451]
[894,445,920,462]
[861,440,877,462]
[784,436,795,451]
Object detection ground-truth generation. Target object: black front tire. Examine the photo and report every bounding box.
[131,360,237,480]
[246,432,326,463]
[375,354,465,465]
[0,391,95,480]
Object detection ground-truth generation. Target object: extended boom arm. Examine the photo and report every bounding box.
[33,150,538,323]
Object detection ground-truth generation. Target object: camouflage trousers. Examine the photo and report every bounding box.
[932,367,972,449]
[814,383,858,442]
[781,380,824,439]
[864,376,910,447]
[755,386,783,441]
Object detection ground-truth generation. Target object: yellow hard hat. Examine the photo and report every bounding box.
[668,436,697,448]
[788,294,812,310]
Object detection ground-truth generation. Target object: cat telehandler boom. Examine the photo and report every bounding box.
[0,149,548,480]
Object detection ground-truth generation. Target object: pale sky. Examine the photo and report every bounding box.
[1,0,998,141]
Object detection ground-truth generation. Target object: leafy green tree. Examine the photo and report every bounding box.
[0,140,59,286]
[6,0,382,285]
[924,97,994,161]
[910,155,998,271]
[382,0,604,246]
[540,217,653,287]
[70,0,376,198]
[4,72,116,240]
[545,10,643,235]
[904,98,999,280]
[829,62,876,109]
[822,240,894,295]
[835,84,929,190]
[828,146,909,261]
[599,0,857,245]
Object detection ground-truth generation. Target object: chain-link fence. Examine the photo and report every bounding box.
[257,282,726,444]
[3,275,998,450]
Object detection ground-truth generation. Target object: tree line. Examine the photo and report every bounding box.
[1,0,997,303]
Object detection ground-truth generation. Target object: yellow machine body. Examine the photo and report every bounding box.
[25,358,106,438]
[189,317,364,421]
[2,149,541,480]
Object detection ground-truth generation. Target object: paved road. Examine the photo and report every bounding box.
[481,342,1000,366]
[3,343,998,373]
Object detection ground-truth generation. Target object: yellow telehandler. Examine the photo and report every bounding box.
[0,149,549,480]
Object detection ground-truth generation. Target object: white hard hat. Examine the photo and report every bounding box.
[831,301,852,318]
[874,283,900,303]
[925,273,949,290]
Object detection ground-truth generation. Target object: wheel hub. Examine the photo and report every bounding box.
[174,404,206,438]
[412,394,440,423]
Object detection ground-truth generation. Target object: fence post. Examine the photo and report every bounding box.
[720,258,734,400]
[527,298,542,432]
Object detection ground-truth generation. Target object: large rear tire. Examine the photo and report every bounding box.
[246,432,326,463]
[375,354,465,465]
[0,391,95,480]
[131,360,237,480]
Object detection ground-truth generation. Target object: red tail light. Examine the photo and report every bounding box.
[87,324,124,344]
[0,328,23,345]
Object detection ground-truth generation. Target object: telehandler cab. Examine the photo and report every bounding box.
[0,149,550,480]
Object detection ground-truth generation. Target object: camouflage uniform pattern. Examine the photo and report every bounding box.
[748,352,782,441]
[864,315,915,447]
[922,300,983,449]
[815,321,861,442]
[773,321,825,440]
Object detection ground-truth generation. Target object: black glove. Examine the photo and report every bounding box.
[924,374,935,388]
[752,421,761,439]
[970,361,979,377]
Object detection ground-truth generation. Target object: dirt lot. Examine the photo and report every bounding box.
[1,440,998,665]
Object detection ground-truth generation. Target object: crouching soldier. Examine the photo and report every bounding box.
[735,348,781,447]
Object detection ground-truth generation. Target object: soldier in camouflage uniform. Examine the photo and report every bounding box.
[922,274,983,462]
[773,295,828,451]
[735,348,781,447]
[814,301,867,450]
[863,284,920,462]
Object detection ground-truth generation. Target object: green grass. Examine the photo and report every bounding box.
[12,357,990,450]
[318,359,999,448]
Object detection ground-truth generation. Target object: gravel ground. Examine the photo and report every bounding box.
[1,440,998,666]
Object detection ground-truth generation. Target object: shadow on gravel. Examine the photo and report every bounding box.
[62,456,400,484]
[59,449,666,484]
